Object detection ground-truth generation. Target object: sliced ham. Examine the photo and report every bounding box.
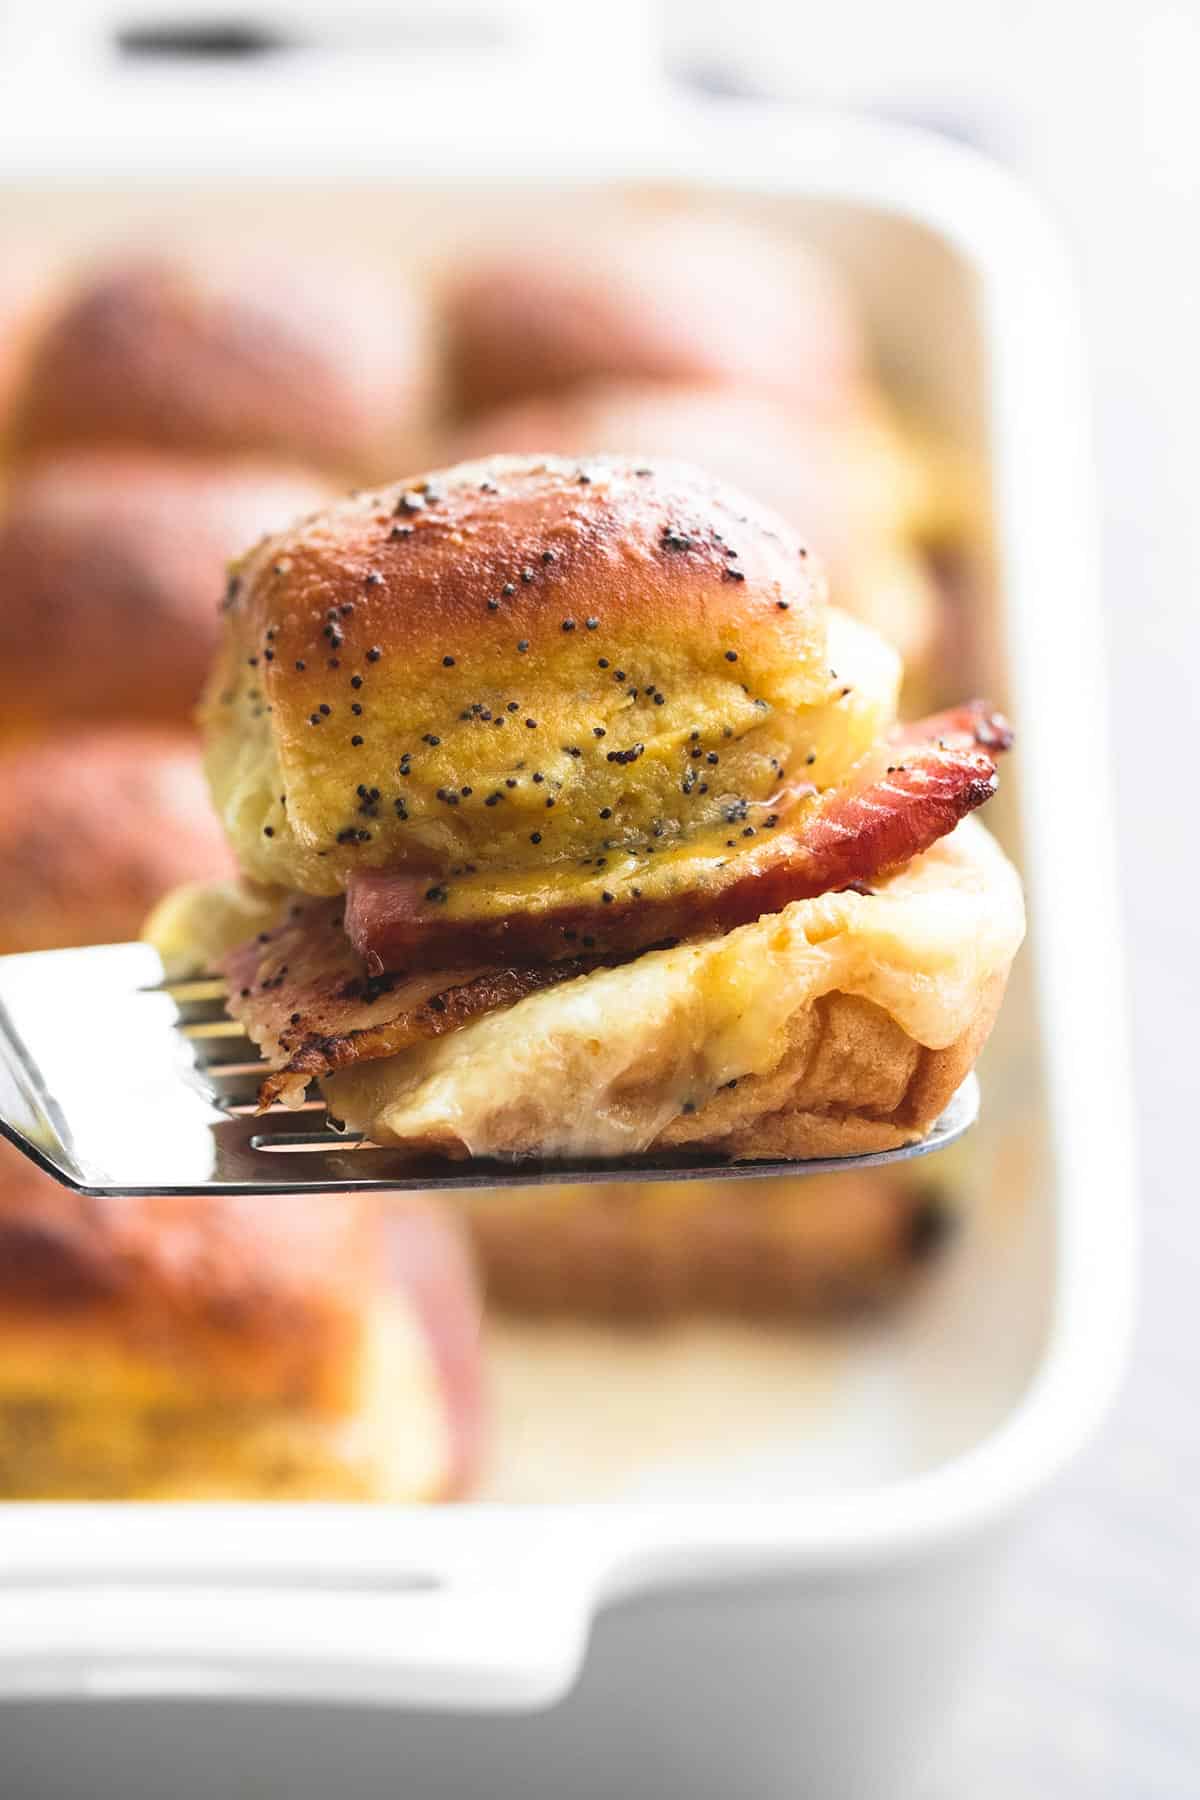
[221,898,603,1107]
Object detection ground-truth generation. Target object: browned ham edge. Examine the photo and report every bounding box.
[343,705,1011,971]
[220,899,609,1107]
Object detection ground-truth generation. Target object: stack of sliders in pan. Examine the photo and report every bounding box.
[0,213,1021,1488]
[153,453,1024,1165]
[0,245,491,1501]
[0,711,483,1503]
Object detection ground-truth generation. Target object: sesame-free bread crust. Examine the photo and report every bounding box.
[652,975,1006,1161]
[0,1142,380,1414]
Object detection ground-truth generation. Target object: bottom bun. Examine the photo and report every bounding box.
[651,973,1006,1162]
[323,818,1024,1163]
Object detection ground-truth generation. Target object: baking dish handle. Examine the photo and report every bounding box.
[0,1573,593,1707]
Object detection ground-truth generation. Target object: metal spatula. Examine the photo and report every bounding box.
[0,942,978,1195]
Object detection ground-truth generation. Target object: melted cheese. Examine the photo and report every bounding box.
[324,818,1023,1159]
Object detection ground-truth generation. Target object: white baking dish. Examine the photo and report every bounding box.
[0,70,1135,1800]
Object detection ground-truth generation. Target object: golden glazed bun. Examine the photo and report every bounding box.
[12,253,429,480]
[448,382,946,674]
[0,451,333,730]
[443,214,865,419]
[203,453,900,895]
[322,821,1024,1162]
[0,727,234,953]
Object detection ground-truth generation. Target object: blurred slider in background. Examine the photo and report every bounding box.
[0,1143,484,1499]
[467,1172,960,1321]
[0,456,333,734]
[440,212,978,709]
[10,253,431,480]
[0,193,977,1498]
[0,727,232,953]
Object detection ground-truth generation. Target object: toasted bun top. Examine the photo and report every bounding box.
[0,1141,383,1412]
[11,253,428,479]
[0,451,333,729]
[443,213,865,419]
[0,727,234,954]
[200,453,877,895]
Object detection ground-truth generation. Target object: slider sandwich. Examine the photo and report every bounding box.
[0,1144,484,1500]
[153,455,1024,1162]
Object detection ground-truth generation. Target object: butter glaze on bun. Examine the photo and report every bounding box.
[0,452,333,730]
[0,727,233,953]
[12,254,428,479]
[204,454,900,896]
[443,214,865,419]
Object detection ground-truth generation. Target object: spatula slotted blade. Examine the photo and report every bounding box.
[0,943,979,1196]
